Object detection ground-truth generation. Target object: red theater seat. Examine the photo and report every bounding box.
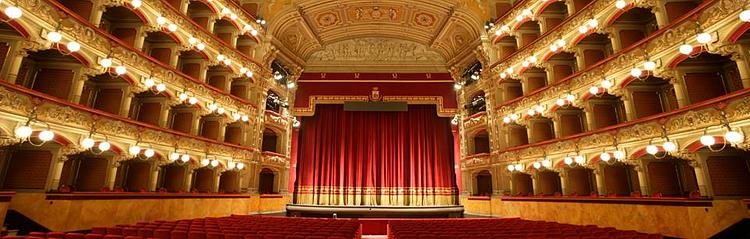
[65,233,85,239]
[29,232,47,238]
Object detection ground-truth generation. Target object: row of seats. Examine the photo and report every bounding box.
[388,218,663,239]
[7,216,361,239]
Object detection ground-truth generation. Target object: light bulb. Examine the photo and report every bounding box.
[4,6,22,19]
[98,141,111,151]
[522,9,532,16]
[81,137,95,149]
[565,94,576,101]
[643,61,656,71]
[600,152,611,162]
[245,71,253,77]
[533,162,542,169]
[574,155,585,164]
[663,141,677,152]
[144,78,155,87]
[155,83,166,92]
[587,19,599,28]
[210,160,219,167]
[556,98,566,106]
[167,23,178,32]
[495,29,503,36]
[240,67,248,74]
[630,67,643,77]
[230,13,238,20]
[507,164,515,171]
[679,44,693,55]
[527,109,536,116]
[216,54,225,61]
[578,25,589,34]
[505,67,513,74]
[243,24,252,31]
[188,37,197,45]
[564,157,573,165]
[646,144,659,155]
[223,59,231,65]
[169,152,180,161]
[188,97,198,105]
[179,92,188,101]
[500,25,510,32]
[515,14,524,22]
[601,80,613,89]
[542,159,552,168]
[128,145,141,155]
[522,60,530,68]
[156,16,167,25]
[700,135,715,146]
[499,72,508,79]
[287,82,296,89]
[555,39,566,47]
[241,115,249,122]
[130,0,141,8]
[528,56,537,63]
[196,43,205,50]
[39,130,55,141]
[237,163,245,170]
[615,0,627,9]
[741,10,750,22]
[46,31,62,43]
[208,103,218,111]
[221,7,230,14]
[66,41,81,52]
[503,116,511,123]
[510,114,519,120]
[217,107,225,114]
[250,30,258,36]
[453,83,463,90]
[725,130,744,144]
[696,32,712,44]
[228,161,236,169]
[589,86,600,94]
[534,104,545,113]
[115,66,127,75]
[514,164,523,171]
[180,154,190,162]
[144,148,155,158]
[99,58,112,68]
[613,150,626,160]
[550,44,559,52]
[201,159,210,166]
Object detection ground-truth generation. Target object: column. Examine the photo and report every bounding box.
[559,170,569,196]
[574,49,586,71]
[689,160,710,196]
[133,28,147,50]
[634,164,650,195]
[217,121,228,141]
[531,174,540,195]
[594,167,606,195]
[169,47,181,68]
[621,93,637,121]
[671,75,690,107]
[91,5,105,27]
[184,169,194,192]
[47,159,67,191]
[149,166,159,191]
[159,102,170,128]
[607,29,622,52]
[106,162,119,190]
[565,0,576,14]
[734,49,750,89]
[551,115,563,138]
[287,128,299,193]
[452,127,462,193]
[583,106,597,131]
[213,173,221,193]
[69,69,88,103]
[120,90,134,117]
[278,169,289,194]
[652,5,670,29]
[192,114,202,135]
[3,47,26,84]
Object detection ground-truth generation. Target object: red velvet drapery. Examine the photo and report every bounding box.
[294,104,458,206]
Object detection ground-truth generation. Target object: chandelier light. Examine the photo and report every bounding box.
[615,0,627,9]
[599,152,611,162]
[46,31,62,43]
[156,16,167,25]
[13,107,54,146]
[66,41,81,52]
[643,60,657,71]
[130,0,141,8]
[4,6,22,20]
[741,9,750,22]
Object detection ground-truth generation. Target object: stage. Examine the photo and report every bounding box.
[286,204,464,218]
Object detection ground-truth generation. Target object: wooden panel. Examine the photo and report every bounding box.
[171,112,193,134]
[93,89,123,115]
[32,68,74,100]
[706,156,750,196]
[75,158,107,191]
[545,18,564,31]
[553,64,574,82]
[560,114,583,137]
[201,121,220,140]
[647,161,681,196]
[521,33,539,47]
[505,86,523,101]
[684,72,726,104]
[526,77,547,93]
[218,171,239,193]
[538,171,562,195]
[224,127,243,144]
[181,63,202,80]
[665,2,698,23]
[593,104,618,129]
[567,168,592,195]
[162,165,185,192]
[58,0,93,20]
[632,91,663,118]
[124,161,150,192]
[4,150,52,189]
[508,127,528,147]
[230,85,248,99]
[583,49,605,68]
[150,48,171,65]
[208,76,226,91]
[137,102,162,126]
[531,121,554,143]
[604,165,631,196]
[618,30,645,49]
[192,169,214,192]
[511,174,533,196]
[111,28,137,47]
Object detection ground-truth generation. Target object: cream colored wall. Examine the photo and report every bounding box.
[461,196,749,239]
[10,193,290,232]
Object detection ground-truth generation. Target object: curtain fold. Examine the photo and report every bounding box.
[294,104,458,206]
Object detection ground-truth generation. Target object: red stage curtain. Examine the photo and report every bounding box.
[294,104,458,206]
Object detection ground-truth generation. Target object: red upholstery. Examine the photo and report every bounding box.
[83,234,103,239]
[29,232,47,238]
[64,233,85,239]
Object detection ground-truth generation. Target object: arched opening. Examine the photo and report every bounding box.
[466,92,486,116]
[471,130,490,155]
[528,116,555,143]
[565,167,595,196]
[80,73,131,115]
[493,1,512,18]
[258,168,276,194]
[0,22,26,75]
[674,53,741,105]
[521,67,548,94]
[57,0,94,20]
[506,124,529,147]
[114,159,153,192]
[624,76,677,119]
[663,0,703,23]
[572,0,594,12]
[547,52,577,83]
[0,142,62,190]
[495,36,518,60]
[537,170,562,196]
[474,170,492,196]
[575,33,613,68]
[213,19,238,45]
[177,50,207,81]
[206,65,232,92]
[99,6,145,47]
[601,163,639,196]
[516,21,541,48]
[199,115,223,141]
[224,122,244,145]
[143,32,179,65]
[265,90,285,114]
[168,104,199,134]
[157,162,187,192]
[262,128,279,153]
[556,106,586,137]
[218,170,240,193]
[511,172,533,196]
[17,49,84,100]
[230,78,251,100]
[644,156,698,197]
[699,147,750,196]
[236,35,258,56]
[192,167,216,193]
[586,93,626,129]
[537,1,568,32]
[186,1,216,29]
[59,153,112,192]
[129,91,168,126]
[609,7,658,49]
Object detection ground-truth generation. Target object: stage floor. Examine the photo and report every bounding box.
[285,204,464,218]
